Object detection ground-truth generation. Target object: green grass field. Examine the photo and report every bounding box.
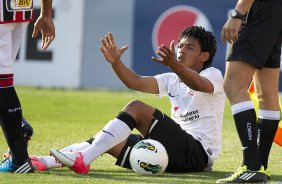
[0,87,281,183]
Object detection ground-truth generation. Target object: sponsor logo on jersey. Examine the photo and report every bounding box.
[6,0,32,12]
[188,88,196,96]
[173,110,199,122]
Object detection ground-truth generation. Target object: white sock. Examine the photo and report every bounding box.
[40,142,92,169]
[39,155,62,169]
[60,142,91,152]
[81,118,131,165]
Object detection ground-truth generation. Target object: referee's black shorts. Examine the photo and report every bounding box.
[115,109,208,173]
[226,0,282,69]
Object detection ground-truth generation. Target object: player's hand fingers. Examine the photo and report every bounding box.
[42,35,54,50]
[228,30,234,43]
[101,38,108,47]
[151,56,163,63]
[47,35,55,48]
[160,44,171,55]
[105,34,111,45]
[170,40,175,52]
[221,27,227,43]
[42,37,48,49]
[41,35,48,49]
[232,30,238,42]
[99,45,107,55]
[159,47,169,56]
[156,50,166,58]
[109,32,115,44]
[229,30,237,43]
[32,27,39,38]
[120,45,129,55]
[224,30,232,44]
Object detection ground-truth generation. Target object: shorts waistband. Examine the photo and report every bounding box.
[0,74,14,87]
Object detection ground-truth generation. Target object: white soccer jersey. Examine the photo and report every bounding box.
[154,67,226,164]
[0,22,28,74]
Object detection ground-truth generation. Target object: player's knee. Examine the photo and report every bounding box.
[223,78,247,99]
[123,100,145,112]
[123,100,154,124]
[256,88,278,100]
[223,80,235,98]
[257,92,279,108]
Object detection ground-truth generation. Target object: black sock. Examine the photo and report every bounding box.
[116,112,136,130]
[0,85,29,165]
[233,108,261,170]
[257,118,279,169]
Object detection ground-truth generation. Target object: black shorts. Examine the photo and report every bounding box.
[226,0,282,69]
[115,109,208,173]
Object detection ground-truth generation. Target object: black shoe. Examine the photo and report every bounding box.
[216,165,267,183]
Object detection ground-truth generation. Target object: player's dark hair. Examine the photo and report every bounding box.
[178,26,217,70]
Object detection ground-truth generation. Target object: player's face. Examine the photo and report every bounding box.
[177,37,206,72]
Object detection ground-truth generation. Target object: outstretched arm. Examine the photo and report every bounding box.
[32,0,55,50]
[152,41,214,93]
[99,32,159,94]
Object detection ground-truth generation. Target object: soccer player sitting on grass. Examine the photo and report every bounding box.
[31,26,226,174]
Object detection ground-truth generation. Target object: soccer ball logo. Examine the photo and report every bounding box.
[129,139,168,175]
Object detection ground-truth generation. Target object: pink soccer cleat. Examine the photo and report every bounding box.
[50,149,89,174]
[30,156,47,171]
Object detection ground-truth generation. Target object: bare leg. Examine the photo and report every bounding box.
[224,61,261,170]
[254,68,280,169]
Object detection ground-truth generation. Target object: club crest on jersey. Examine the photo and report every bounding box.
[188,89,196,96]
[6,0,32,12]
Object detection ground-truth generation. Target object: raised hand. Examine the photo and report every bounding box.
[152,40,178,67]
[99,32,128,64]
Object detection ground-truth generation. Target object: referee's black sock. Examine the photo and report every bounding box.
[232,102,261,171]
[0,75,29,165]
[257,114,279,169]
